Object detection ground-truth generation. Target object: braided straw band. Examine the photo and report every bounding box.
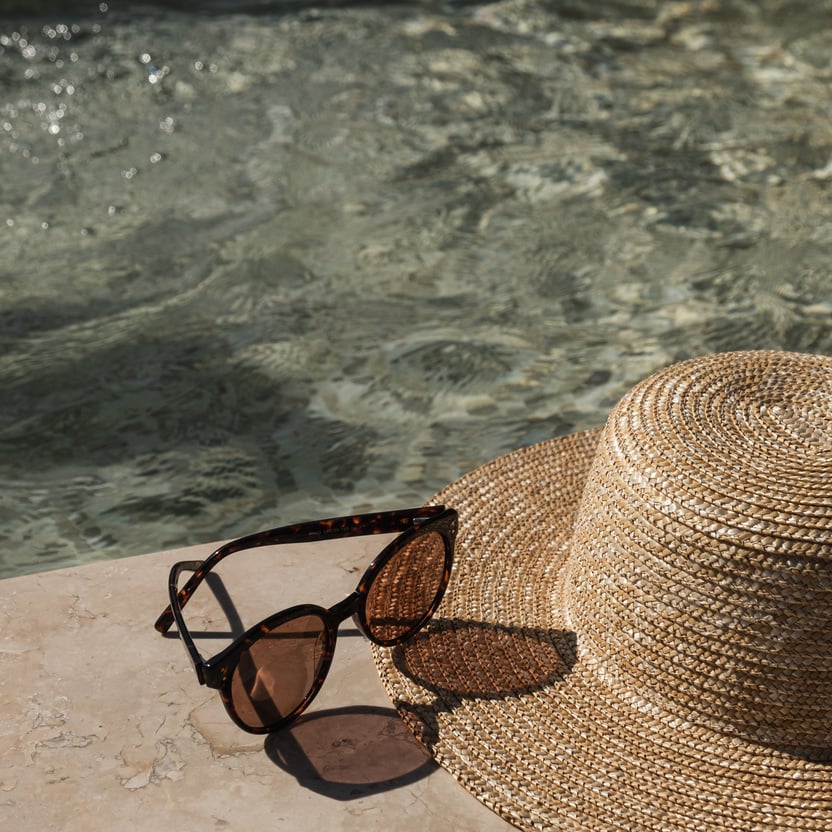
[372,351,832,832]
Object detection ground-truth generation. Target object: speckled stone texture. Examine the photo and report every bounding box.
[0,537,511,830]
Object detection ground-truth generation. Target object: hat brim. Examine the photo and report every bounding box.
[372,429,832,831]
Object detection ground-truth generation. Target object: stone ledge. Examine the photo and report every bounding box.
[0,539,510,830]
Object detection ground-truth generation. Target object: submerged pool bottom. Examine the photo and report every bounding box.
[2,1,832,577]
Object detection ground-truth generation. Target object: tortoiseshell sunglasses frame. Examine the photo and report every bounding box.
[154,505,457,733]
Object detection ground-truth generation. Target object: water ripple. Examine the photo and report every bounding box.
[2,1,832,576]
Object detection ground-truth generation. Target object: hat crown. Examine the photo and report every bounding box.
[565,351,832,759]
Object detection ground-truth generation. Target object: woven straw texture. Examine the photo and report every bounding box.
[372,351,832,831]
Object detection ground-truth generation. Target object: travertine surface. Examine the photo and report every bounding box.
[0,539,511,830]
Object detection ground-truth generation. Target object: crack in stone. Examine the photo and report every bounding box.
[36,731,96,750]
[119,738,186,791]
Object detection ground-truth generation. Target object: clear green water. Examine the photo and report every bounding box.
[2,0,832,577]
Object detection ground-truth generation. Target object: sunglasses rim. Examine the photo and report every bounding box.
[215,604,338,734]
[355,524,455,648]
[212,520,455,731]
[162,506,458,733]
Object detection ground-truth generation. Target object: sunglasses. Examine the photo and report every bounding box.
[154,505,457,734]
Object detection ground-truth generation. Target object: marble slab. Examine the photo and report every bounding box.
[0,538,511,831]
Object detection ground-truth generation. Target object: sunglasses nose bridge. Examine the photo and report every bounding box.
[328,590,363,627]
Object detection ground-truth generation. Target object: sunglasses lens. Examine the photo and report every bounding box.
[229,612,329,731]
[365,530,448,644]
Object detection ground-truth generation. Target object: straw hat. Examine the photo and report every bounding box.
[372,350,832,831]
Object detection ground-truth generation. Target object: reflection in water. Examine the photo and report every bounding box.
[2,2,832,576]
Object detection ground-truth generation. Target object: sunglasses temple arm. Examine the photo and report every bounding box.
[161,560,210,682]
[155,557,210,634]
[153,505,446,633]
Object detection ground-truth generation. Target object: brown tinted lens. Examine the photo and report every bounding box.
[229,613,328,730]
[365,530,447,644]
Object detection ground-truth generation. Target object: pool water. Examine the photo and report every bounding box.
[2,0,832,577]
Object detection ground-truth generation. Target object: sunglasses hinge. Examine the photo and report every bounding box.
[415,513,440,524]
[199,659,227,689]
